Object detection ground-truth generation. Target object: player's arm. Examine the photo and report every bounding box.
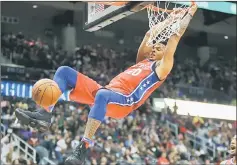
[136,5,195,63]
[155,4,198,80]
[172,3,198,41]
[136,7,183,63]
[136,31,152,63]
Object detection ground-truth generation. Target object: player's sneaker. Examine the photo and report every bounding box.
[65,142,88,165]
[15,108,51,132]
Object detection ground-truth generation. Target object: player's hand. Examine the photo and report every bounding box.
[145,30,150,37]
[188,3,198,16]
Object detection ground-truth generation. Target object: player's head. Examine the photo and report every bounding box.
[148,43,166,61]
[229,135,236,157]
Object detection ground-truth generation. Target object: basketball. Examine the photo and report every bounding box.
[32,79,62,107]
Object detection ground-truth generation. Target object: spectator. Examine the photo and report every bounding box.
[55,134,67,163]
[100,156,108,165]
[27,130,40,147]
[1,96,235,164]
[1,31,235,165]
[71,135,80,150]
[40,133,55,159]
[157,152,169,165]
[125,134,134,148]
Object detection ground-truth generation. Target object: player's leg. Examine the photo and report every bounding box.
[65,89,127,164]
[15,66,78,130]
[15,66,99,131]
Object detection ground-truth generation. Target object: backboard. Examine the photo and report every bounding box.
[83,1,236,32]
[83,1,151,32]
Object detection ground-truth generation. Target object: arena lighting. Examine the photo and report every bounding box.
[164,98,236,121]
[33,5,38,9]
[153,98,236,121]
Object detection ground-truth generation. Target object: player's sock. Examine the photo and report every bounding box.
[81,118,101,148]
[81,89,110,148]
[45,66,78,112]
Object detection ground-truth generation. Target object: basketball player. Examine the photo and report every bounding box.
[220,135,236,165]
[15,4,197,165]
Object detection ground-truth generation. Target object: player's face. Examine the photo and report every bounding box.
[149,43,166,61]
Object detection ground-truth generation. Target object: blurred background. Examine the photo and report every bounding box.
[1,1,236,165]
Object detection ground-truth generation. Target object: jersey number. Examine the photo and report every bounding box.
[126,68,142,76]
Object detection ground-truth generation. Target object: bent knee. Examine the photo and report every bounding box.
[95,89,111,101]
[55,66,73,75]
[55,66,78,80]
[54,66,78,89]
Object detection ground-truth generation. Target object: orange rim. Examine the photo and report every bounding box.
[143,1,195,13]
[92,1,129,6]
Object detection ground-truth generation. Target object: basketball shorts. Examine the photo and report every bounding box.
[69,72,102,105]
[69,72,144,119]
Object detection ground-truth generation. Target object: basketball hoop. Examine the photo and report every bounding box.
[93,1,129,6]
[144,1,195,47]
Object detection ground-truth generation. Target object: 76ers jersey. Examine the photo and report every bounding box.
[105,59,165,112]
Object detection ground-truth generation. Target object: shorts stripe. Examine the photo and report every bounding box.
[108,71,159,106]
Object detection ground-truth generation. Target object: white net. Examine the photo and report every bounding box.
[146,1,192,47]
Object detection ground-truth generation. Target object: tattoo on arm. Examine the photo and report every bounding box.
[177,13,193,36]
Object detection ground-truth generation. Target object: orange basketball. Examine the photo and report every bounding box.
[32,79,62,107]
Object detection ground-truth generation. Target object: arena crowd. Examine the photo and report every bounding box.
[1,31,236,165]
[1,96,236,165]
[1,32,236,104]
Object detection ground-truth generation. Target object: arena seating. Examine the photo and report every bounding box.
[1,97,235,165]
[1,32,236,165]
[1,32,236,105]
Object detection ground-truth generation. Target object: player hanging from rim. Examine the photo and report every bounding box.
[15,4,197,165]
[220,135,236,165]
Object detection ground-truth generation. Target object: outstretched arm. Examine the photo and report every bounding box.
[136,31,152,63]
[136,4,197,64]
[155,4,198,80]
